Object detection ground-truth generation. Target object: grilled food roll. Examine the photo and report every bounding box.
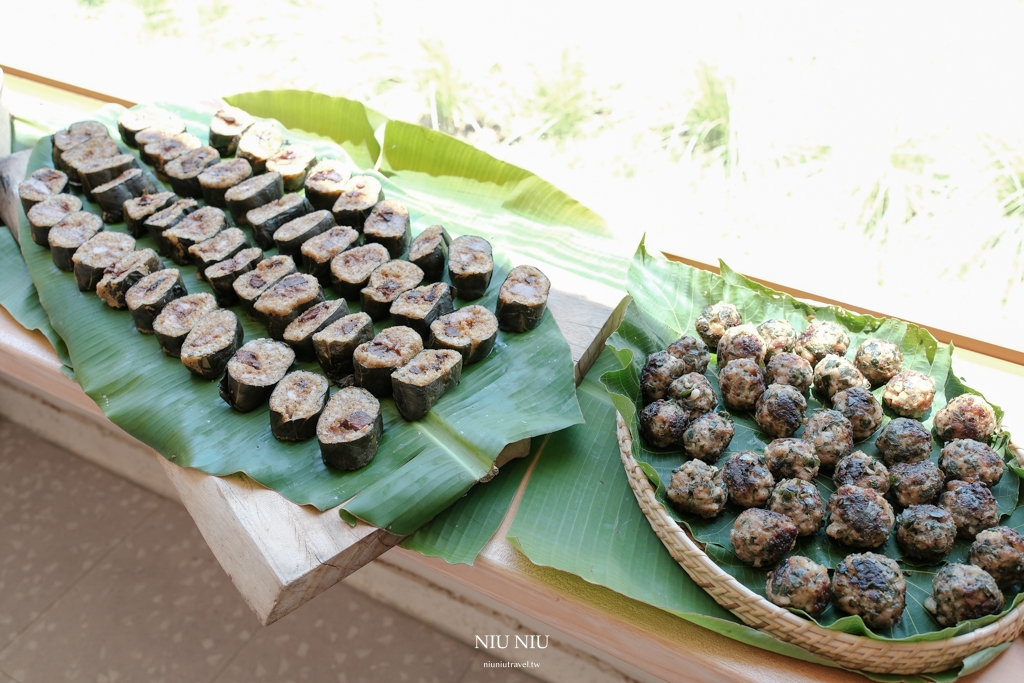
[123,192,177,237]
[143,133,203,174]
[282,299,349,362]
[363,199,411,258]
[198,158,253,208]
[27,194,82,247]
[246,194,313,249]
[332,176,384,228]
[117,106,182,147]
[97,248,162,309]
[392,349,463,421]
[312,312,375,380]
[219,338,295,412]
[52,120,109,171]
[134,124,187,165]
[92,169,157,223]
[144,198,199,254]
[152,292,216,356]
[253,273,325,339]
[270,209,331,256]
[448,235,493,300]
[162,207,227,266]
[181,309,244,380]
[188,227,248,278]
[304,159,351,210]
[428,305,499,365]
[205,247,263,306]
[49,212,103,271]
[225,172,285,226]
[329,243,390,300]
[19,168,70,214]
[164,146,221,198]
[232,255,297,318]
[126,268,187,333]
[269,371,330,442]
[236,121,284,174]
[409,225,451,282]
[266,144,317,191]
[78,154,138,199]
[360,260,425,320]
[353,326,423,397]
[61,137,121,186]
[71,231,136,292]
[389,282,455,339]
[301,225,356,282]
[209,106,255,155]
[496,265,550,332]
[317,387,383,470]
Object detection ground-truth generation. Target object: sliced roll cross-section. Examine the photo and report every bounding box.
[282,299,349,362]
[389,282,455,339]
[332,175,383,228]
[312,312,375,380]
[448,235,493,300]
[317,387,383,470]
[19,168,69,214]
[135,125,187,165]
[152,292,217,356]
[205,247,263,306]
[143,133,203,173]
[61,136,121,186]
[49,211,103,271]
[266,144,317,191]
[363,199,410,257]
[52,120,109,171]
[165,146,221,198]
[198,158,253,208]
[232,255,297,318]
[219,338,295,412]
[253,272,325,339]
[27,194,82,247]
[72,231,136,291]
[269,371,330,442]
[180,309,244,380]
[428,305,499,365]
[225,171,285,226]
[236,121,284,174]
[117,106,182,147]
[301,225,357,282]
[144,198,199,254]
[126,268,187,334]
[77,153,138,199]
[353,326,423,397]
[124,192,177,237]
[409,225,451,282]
[304,158,351,211]
[188,227,248,277]
[329,243,389,300]
[247,194,313,249]
[360,260,424,320]
[392,349,463,421]
[162,206,227,266]
[209,106,255,155]
[273,209,333,256]
[496,265,550,332]
[92,169,156,223]
[96,248,162,309]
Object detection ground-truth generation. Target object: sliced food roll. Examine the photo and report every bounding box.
[117,106,182,147]
[162,206,226,265]
[209,106,255,155]
[225,171,285,226]
[273,209,332,256]
[332,176,383,228]
[363,199,410,257]
[246,193,312,249]
[126,268,187,333]
[188,227,248,278]
[390,282,455,339]
[266,144,316,191]
[409,225,450,281]
[329,243,389,300]
[353,326,423,397]
[49,211,103,271]
[392,349,463,421]
[428,305,499,365]
[144,198,199,253]
[497,265,550,332]
[282,299,349,362]
[236,121,284,174]
[360,259,424,320]
[301,224,356,282]
[19,168,69,214]
[134,124,187,165]
[61,136,120,186]
[205,247,263,305]
[253,273,325,339]
[198,158,253,208]
[92,169,156,223]
[27,194,82,247]
[304,158,351,211]
[124,192,177,237]
[96,248,161,308]
[180,309,244,380]
[448,235,493,300]
[52,121,109,171]
[72,231,136,291]
[165,146,221,198]
[143,133,202,174]
[153,293,217,356]
[232,255,297,318]
[269,371,330,441]
[317,386,383,470]
[218,338,295,412]
[78,154,138,199]
[312,312,374,380]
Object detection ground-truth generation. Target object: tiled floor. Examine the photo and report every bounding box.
[0,417,540,683]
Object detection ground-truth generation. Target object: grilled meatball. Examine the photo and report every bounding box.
[638,400,689,449]
[833,451,890,494]
[666,460,728,519]
[717,324,766,366]
[757,318,797,361]
[768,479,825,536]
[719,358,765,412]
[794,321,850,365]
[667,334,710,374]
[939,440,1004,488]
[766,556,832,617]
[934,394,998,444]
[722,451,775,508]
[813,355,870,401]
[764,352,813,393]
[764,438,820,481]
[925,564,1004,627]
[803,409,854,472]
[694,302,742,348]
[667,372,717,420]
[895,504,957,563]
[854,339,904,386]
[876,417,932,466]
[968,527,1024,590]
[883,370,937,419]
[640,351,687,404]
[890,460,945,508]
[682,412,734,464]
[754,384,807,438]
[730,508,797,568]
[833,387,883,441]
[826,485,895,549]
[939,481,999,540]
[832,553,906,630]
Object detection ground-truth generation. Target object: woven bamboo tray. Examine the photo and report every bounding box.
[616,412,1024,675]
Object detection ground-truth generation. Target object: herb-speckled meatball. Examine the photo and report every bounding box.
[719,358,765,412]
[667,372,717,420]
[640,351,687,405]
[764,352,813,393]
[939,481,999,540]
[833,387,883,441]
[833,451,890,494]
[764,438,820,481]
[717,324,766,366]
[813,355,870,402]
[924,564,1004,627]
[934,394,998,444]
[730,508,797,567]
[695,302,742,349]
[854,339,904,386]
[832,553,906,630]
[969,527,1024,590]
[876,418,932,466]
[754,384,807,438]
[667,334,710,374]
[682,412,734,463]
[757,318,797,361]
[889,460,945,508]
[666,460,728,519]
[768,479,825,536]
[766,556,832,617]
[939,440,1004,488]
[803,409,854,472]
[826,485,895,549]
[638,400,689,448]
[895,504,957,563]
[883,370,937,419]
[794,321,850,365]
[722,451,775,508]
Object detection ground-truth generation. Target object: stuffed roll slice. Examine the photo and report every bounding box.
[126,268,187,334]
[409,225,450,281]
[209,106,255,155]
[181,309,244,380]
[266,144,316,192]
[117,106,182,147]
[72,231,136,291]
[165,146,221,198]
[353,326,423,397]
[219,338,295,412]
[225,172,285,226]
[269,371,330,441]
[27,194,82,247]
[246,193,312,249]
[78,154,138,199]
[497,265,550,332]
[52,120,109,171]
[389,282,455,339]
[363,199,410,258]
[448,235,493,300]
[134,125,187,165]
[428,305,499,365]
[300,225,356,282]
[232,255,297,319]
[254,273,325,339]
[273,209,332,256]
[392,350,463,421]
[188,227,248,279]
[329,243,389,300]
[143,133,202,174]
[49,212,103,271]
[198,158,253,208]
[332,176,383,228]
[205,247,263,306]
[61,136,120,186]
[144,198,199,254]
[124,192,177,237]
[19,168,69,214]
[312,312,374,381]
[282,299,349,361]
[360,260,424,320]
[304,158,351,211]
[162,206,226,266]
[236,121,284,174]
[97,248,162,309]
[92,169,157,223]
[317,387,383,470]
[152,292,216,356]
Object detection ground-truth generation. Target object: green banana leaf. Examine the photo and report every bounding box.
[599,240,1022,641]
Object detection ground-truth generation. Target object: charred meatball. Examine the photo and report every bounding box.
[682,412,734,464]
[640,351,687,404]
[764,438,820,481]
[883,370,937,419]
[766,556,832,617]
[768,478,825,536]
[832,553,906,630]
[939,481,999,541]
[833,451,890,494]
[722,451,775,508]
[895,504,957,563]
[667,334,710,374]
[826,485,895,549]
[694,302,742,349]
[717,324,766,366]
[925,564,1004,627]
[638,400,689,448]
[854,339,904,386]
[876,417,932,466]
[757,318,797,361]
[730,508,797,568]
[754,384,807,438]
[939,439,1004,488]
[934,394,998,444]
[764,352,813,393]
[667,372,717,420]
[969,527,1024,590]
[803,409,854,472]
[794,321,850,365]
[666,460,728,519]
[889,460,945,508]
[719,358,765,412]
[813,355,870,401]
[833,387,883,440]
